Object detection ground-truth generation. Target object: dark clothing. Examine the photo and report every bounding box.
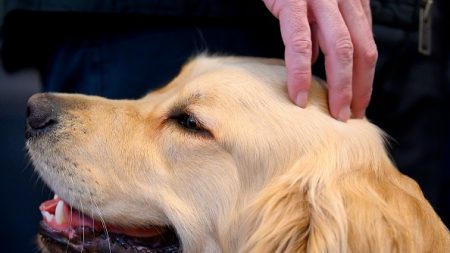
[1,0,271,18]
[371,0,424,29]
[1,1,449,252]
[369,0,450,224]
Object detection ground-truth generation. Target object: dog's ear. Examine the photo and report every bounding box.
[340,159,450,253]
[238,156,349,253]
[239,153,450,253]
[237,172,311,253]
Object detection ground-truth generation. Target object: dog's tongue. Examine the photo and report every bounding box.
[39,198,162,239]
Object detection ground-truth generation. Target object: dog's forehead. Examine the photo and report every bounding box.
[141,56,328,120]
[179,56,288,102]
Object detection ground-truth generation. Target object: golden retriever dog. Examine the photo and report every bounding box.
[26,55,449,253]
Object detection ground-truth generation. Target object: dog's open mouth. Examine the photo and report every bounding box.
[38,196,180,253]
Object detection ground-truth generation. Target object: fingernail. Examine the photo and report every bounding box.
[295,91,308,107]
[338,106,351,122]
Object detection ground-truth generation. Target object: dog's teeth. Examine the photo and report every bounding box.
[55,200,66,225]
[53,194,58,199]
[41,211,54,222]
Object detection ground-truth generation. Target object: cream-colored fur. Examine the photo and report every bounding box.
[28,55,450,253]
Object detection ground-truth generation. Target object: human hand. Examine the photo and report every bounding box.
[263,0,377,121]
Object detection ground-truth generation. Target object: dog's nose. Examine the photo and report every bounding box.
[26,93,58,136]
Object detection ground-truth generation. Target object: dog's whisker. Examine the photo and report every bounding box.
[94,201,112,253]
[39,181,47,195]
[69,177,85,253]
[22,153,33,173]
[87,191,96,234]
[33,244,42,253]
[86,186,112,253]
[32,175,42,191]
[28,165,44,190]
[64,177,81,253]
[79,199,85,253]
[69,201,74,250]
[62,179,72,253]
[85,186,96,233]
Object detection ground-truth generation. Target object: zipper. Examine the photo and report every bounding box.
[418,0,433,55]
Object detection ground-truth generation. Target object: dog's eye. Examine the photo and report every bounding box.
[168,111,212,137]
[175,113,203,132]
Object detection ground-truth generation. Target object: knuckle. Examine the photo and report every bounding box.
[277,0,305,18]
[334,38,354,63]
[289,37,312,55]
[362,45,378,68]
[263,0,280,15]
[286,0,304,8]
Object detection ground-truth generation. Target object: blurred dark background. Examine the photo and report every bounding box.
[1,0,449,252]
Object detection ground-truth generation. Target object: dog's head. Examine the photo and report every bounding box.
[27,56,449,253]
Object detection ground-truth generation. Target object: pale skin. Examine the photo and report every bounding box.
[263,0,377,121]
